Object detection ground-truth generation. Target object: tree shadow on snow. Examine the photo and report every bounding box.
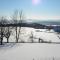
[0,43,19,50]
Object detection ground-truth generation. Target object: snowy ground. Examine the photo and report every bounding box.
[3,27,60,43]
[0,27,60,60]
[0,43,60,60]
[33,29,60,42]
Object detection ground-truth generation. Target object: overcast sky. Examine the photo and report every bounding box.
[0,0,60,20]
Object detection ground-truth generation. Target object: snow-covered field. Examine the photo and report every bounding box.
[0,27,60,60]
[3,27,60,43]
[33,29,60,42]
[0,43,60,60]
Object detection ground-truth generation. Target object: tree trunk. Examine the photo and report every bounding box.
[7,38,9,43]
[17,27,21,41]
[7,27,9,43]
[16,26,18,43]
[39,38,41,43]
[0,27,3,45]
[0,37,3,45]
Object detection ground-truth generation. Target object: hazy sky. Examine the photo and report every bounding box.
[0,0,60,20]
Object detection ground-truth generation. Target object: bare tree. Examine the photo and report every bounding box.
[12,10,18,43]
[10,9,25,43]
[0,16,11,44]
[4,27,11,43]
[0,26,3,45]
[17,10,23,41]
[30,32,34,43]
[0,17,7,44]
[12,9,24,43]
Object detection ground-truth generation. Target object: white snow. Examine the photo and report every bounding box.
[0,27,60,60]
[33,29,60,42]
[0,43,60,60]
[3,27,60,42]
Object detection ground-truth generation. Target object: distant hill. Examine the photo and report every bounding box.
[24,19,60,25]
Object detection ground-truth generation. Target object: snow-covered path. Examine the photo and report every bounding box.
[0,43,60,60]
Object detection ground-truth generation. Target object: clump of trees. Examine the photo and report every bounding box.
[0,16,11,45]
[0,10,24,45]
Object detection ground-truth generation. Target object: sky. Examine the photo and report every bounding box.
[0,0,60,20]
